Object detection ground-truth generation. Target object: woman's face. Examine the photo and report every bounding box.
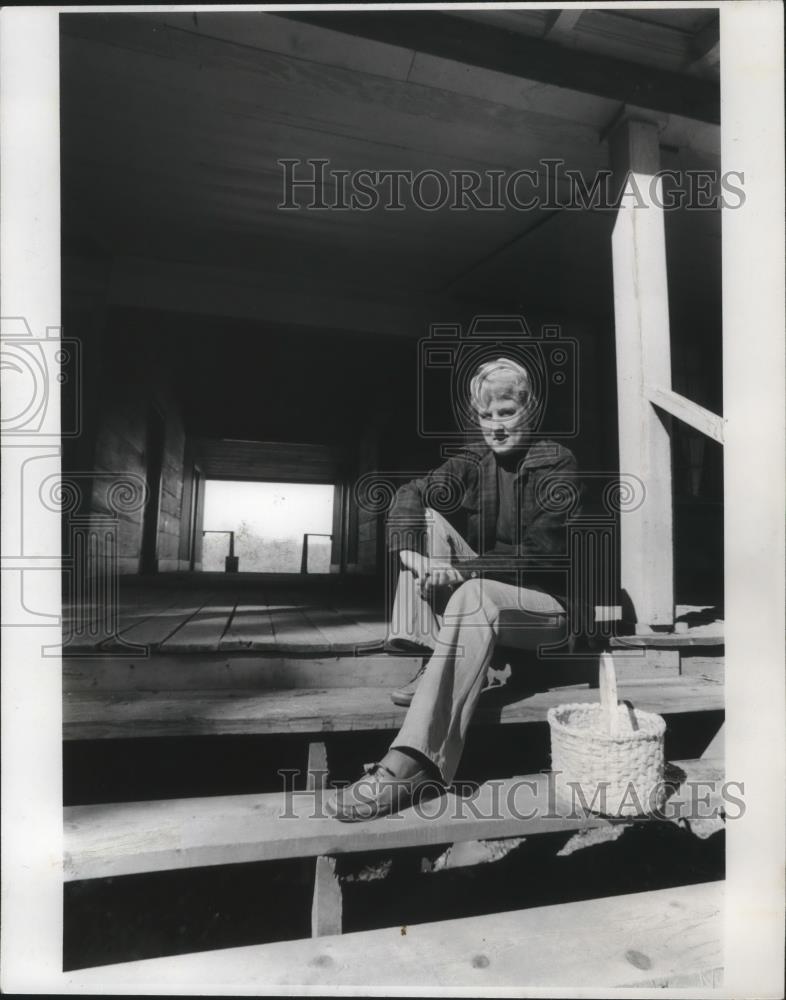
[476,384,530,455]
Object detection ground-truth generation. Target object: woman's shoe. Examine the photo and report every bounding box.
[328,761,441,822]
[390,661,428,706]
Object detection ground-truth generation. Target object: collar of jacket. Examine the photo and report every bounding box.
[477,439,566,475]
[477,440,565,548]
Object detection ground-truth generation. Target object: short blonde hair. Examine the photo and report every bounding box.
[469,357,534,413]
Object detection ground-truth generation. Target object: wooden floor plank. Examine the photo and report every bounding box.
[67,582,725,655]
[264,586,387,649]
[63,654,424,692]
[297,605,385,652]
[266,604,333,653]
[65,881,723,989]
[217,598,385,653]
[219,604,277,650]
[64,758,723,881]
[64,590,208,655]
[160,605,235,653]
[337,604,388,625]
[63,676,723,740]
[65,585,202,620]
[323,605,388,641]
[102,592,217,652]
[62,589,210,653]
[610,626,723,649]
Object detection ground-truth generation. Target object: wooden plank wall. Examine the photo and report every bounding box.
[88,317,190,574]
[356,425,380,574]
[158,411,187,572]
[178,440,197,569]
[194,439,341,484]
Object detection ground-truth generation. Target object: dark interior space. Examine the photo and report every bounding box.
[64,858,313,972]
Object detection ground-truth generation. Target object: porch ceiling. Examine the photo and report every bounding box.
[61,10,720,326]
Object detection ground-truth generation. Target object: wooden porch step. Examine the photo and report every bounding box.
[64,757,723,881]
[63,653,426,693]
[610,630,723,649]
[63,675,723,741]
[64,880,723,989]
[609,606,723,649]
[64,643,715,695]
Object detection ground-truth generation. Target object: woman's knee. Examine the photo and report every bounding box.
[445,578,497,620]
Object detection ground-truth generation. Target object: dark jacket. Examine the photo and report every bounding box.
[386,439,582,614]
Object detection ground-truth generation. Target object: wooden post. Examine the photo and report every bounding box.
[329,483,343,574]
[224,530,238,573]
[307,739,328,792]
[300,533,309,574]
[701,721,724,761]
[307,741,342,937]
[610,116,675,631]
[191,470,205,570]
[311,856,342,938]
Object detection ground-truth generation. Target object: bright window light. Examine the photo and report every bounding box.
[202,480,334,573]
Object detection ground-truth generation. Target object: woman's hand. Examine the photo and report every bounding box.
[399,549,429,582]
[399,550,464,598]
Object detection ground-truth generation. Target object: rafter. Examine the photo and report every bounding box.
[280,11,720,125]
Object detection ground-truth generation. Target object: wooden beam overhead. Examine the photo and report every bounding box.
[689,19,721,74]
[280,12,720,125]
[544,9,584,42]
[101,256,452,337]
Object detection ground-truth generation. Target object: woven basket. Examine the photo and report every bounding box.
[547,702,667,817]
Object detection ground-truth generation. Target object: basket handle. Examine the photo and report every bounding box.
[599,651,618,736]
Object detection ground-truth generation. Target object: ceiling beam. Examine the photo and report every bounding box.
[543,10,584,42]
[91,255,465,338]
[689,20,720,75]
[279,11,719,125]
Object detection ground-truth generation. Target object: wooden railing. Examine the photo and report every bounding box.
[300,533,333,574]
[646,386,724,446]
[202,529,238,572]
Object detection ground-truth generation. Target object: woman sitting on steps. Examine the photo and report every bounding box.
[329,357,581,822]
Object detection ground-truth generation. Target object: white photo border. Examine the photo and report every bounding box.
[1,2,784,995]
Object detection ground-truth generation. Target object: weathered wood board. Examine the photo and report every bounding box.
[160,605,236,653]
[63,654,424,693]
[63,676,724,741]
[64,758,723,881]
[64,881,723,989]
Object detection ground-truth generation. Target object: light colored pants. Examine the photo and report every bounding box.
[388,509,567,784]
